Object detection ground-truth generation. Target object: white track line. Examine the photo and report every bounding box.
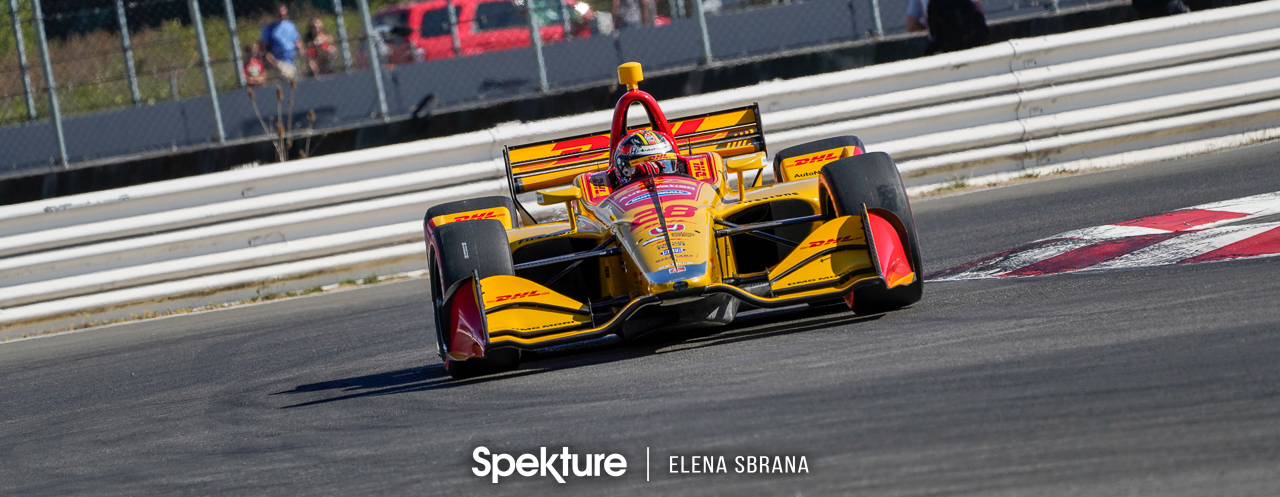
[931,239,1094,281]
[1049,224,1169,242]
[1086,222,1278,271]
[933,191,1280,281]
[1193,191,1280,222]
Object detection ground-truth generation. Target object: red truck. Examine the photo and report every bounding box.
[373,0,596,63]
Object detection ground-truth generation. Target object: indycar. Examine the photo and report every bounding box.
[423,62,923,379]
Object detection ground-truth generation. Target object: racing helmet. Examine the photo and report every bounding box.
[613,130,680,184]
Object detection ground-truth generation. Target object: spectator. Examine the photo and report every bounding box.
[259,3,303,81]
[243,43,267,87]
[612,0,655,30]
[359,25,392,69]
[305,17,339,77]
[906,0,989,55]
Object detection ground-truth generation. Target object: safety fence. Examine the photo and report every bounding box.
[1,0,1278,335]
[0,0,1111,175]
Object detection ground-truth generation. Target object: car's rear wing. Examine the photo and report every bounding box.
[504,104,766,196]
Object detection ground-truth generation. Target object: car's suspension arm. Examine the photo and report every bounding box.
[514,235,620,288]
[713,214,825,247]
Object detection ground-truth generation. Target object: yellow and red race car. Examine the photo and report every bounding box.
[423,62,922,378]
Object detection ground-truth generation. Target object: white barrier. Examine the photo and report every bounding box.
[2,1,1279,333]
[0,181,508,286]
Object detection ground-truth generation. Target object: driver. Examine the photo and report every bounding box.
[611,130,686,187]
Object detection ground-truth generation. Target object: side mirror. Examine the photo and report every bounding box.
[537,185,582,206]
[537,185,583,232]
[723,153,766,202]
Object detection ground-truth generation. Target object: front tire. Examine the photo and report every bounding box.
[819,152,923,315]
[428,218,520,379]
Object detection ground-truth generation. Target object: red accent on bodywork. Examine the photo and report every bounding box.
[444,278,487,361]
[1116,209,1246,231]
[610,90,675,155]
[1179,225,1280,263]
[550,135,612,166]
[867,212,913,288]
[1004,232,1181,277]
[672,118,705,136]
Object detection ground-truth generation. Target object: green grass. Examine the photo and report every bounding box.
[939,175,968,191]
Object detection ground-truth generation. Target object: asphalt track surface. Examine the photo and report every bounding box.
[3,141,1280,496]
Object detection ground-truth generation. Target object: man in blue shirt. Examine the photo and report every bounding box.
[259,3,303,80]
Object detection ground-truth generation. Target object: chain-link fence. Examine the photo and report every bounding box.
[0,0,1115,174]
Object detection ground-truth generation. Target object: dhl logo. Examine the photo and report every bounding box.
[489,290,548,303]
[715,138,753,151]
[790,152,840,166]
[515,135,610,168]
[804,235,855,249]
[671,118,706,136]
[675,131,729,149]
[511,107,756,170]
[450,210,503,222]
[688,158,713,180]
[588,183,611,200]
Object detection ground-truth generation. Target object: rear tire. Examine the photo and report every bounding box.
[428,219,520,379]
[772,135,866,184]
[819,152,923,315]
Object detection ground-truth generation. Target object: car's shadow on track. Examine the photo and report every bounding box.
[271,364,550,408]
[273,305,882,408]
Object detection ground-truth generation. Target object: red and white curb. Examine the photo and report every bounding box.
[930,191,1280,281]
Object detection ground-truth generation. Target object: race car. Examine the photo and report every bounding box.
[423,62,922,379]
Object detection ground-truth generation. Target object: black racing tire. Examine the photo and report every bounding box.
[428,219,520,379]
[819,152,924,315]
[425,195,521,228]
[772,135,866,184]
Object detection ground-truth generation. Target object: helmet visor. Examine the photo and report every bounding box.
[630,160,678,178]
[627,153,679,167]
